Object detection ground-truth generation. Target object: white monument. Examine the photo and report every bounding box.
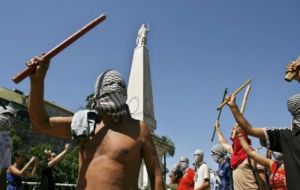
[127,24,172,189]
[127,24,156,132]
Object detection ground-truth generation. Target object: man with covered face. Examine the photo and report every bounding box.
[211,144,233,190]
[0,105,15,189]
[226,59,300,190]
[27,55,164,190]
[169,156,195,190]
[193,149,210,190]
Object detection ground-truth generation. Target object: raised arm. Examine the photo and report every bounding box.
[48,143,71,167]
[237,128,273,171]
[8,156,36,177]
[28,55,72,138]
[226,95,265,140]
[141,122,164,190]
[26,157,39,178]
[214,121,233,154]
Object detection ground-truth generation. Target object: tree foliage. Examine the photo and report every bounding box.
[161,135,175,157]
[27,143,78,184]
[11,128,22,151]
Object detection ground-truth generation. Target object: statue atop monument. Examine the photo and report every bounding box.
[136,24,149,47]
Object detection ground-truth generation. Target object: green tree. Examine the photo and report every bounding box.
[161,136,175,157]
[55,146,78,183]
[27,143,54,182]
[27,143,78,184]
[161,135,175,186]
[10,128,23,151]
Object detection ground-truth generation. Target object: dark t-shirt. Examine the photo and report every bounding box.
[261,127,300,190]
[39,164,55,190]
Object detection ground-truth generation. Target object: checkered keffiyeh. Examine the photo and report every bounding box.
[93,70,127,98]
[287,93,300,128]
[92,70,129,122]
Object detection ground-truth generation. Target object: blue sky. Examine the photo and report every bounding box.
[1,1,300,171]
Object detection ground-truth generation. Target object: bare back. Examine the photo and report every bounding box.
[76,118,143,190]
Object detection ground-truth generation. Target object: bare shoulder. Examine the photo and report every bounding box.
[138,121,152,138]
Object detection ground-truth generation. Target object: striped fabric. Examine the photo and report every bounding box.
[287,93,300,128]
[92,70,129,122]
[93,70,127,99]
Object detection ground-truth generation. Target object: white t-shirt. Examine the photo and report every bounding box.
[194,163,210,190]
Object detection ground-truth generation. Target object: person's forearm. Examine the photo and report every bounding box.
[238,135,253,154]
[216,128,227,145]
[230,105,253,133]
[239,135,271,169]
[230,105,266,139]
[19,161,33,176]
[29,81,49,131]
[48,149,68,167]
[216,128,232,153]
[28,164,38,178]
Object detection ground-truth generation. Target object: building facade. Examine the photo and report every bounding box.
[0,87,73,152]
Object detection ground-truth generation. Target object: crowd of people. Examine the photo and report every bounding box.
[168,126,274,190]
[168,60,300,190]
[1,54,300,190]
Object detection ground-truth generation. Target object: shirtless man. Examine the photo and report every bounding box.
[27,55,164,190]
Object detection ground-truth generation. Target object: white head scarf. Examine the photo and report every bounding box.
[194,149,204,167]
[179,156,189,172]
[211,144,228,164]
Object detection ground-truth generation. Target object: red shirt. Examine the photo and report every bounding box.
[177,168,195,190]
[230,134,251,169]
[269,162,286,190]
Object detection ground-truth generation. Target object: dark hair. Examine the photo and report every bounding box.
[174,168,183,180]
[14,150,27,160]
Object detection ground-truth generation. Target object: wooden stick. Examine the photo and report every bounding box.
[217,79,251,110]
[231,85,251,138]
[211,88,228,142]
[284,56,300,82]
[12,14,107,84]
